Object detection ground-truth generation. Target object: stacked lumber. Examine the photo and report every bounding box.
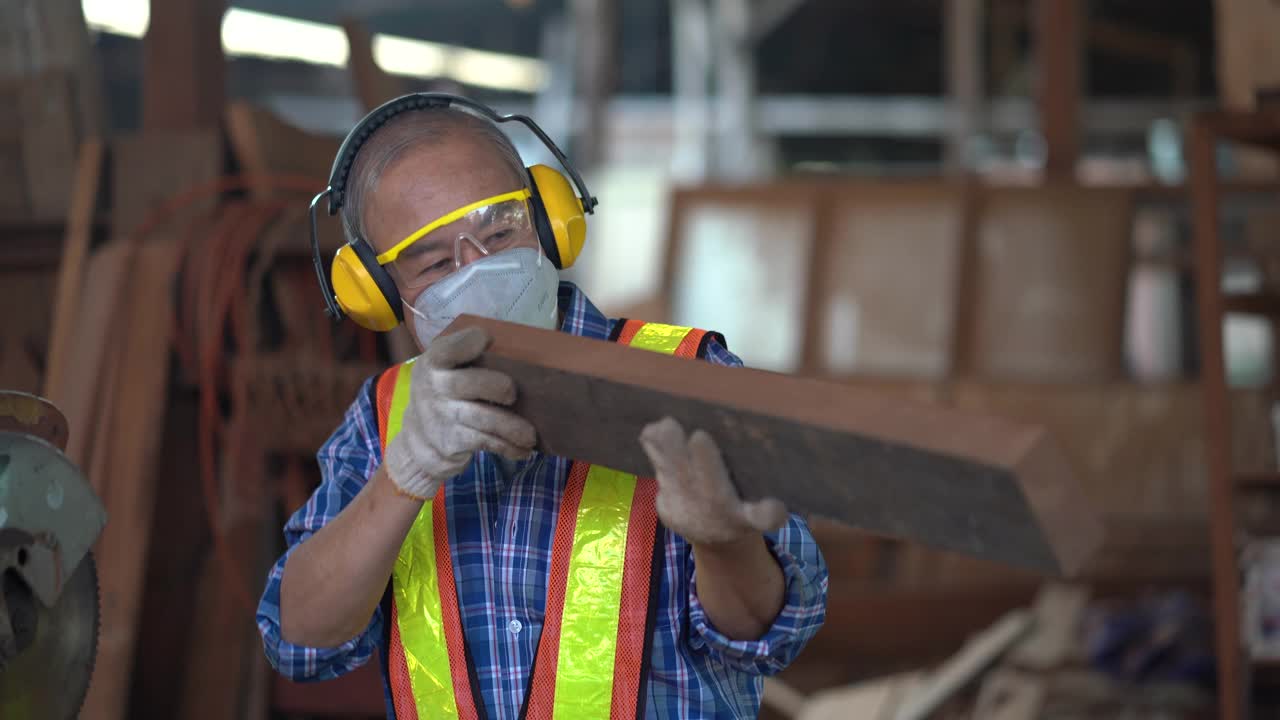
[44,132,223,720]
[0,0,104,220]
[0,268,56,393]
[37,109,367,718]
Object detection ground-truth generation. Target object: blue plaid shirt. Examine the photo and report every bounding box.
[256,281,828,719]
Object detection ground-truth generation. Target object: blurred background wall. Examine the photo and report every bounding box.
[3,0,1280,718]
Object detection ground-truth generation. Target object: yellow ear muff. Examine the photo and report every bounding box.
[528,164,586,269]
[331,244,401,332]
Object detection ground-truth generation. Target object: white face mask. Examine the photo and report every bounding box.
[404,246,560,348]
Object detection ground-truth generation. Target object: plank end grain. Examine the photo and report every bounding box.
[447,315,1102,576]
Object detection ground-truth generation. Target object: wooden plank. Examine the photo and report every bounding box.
[127,394,205,720]
[947,179,982,378]
[965,185,1133,382]
[813,182,965,378]
[224,101,339,199]
[894,610,1032,720]
[800,673,925,720]
[1036,0,1081,179]
[53,242,134,472]
[1215,0,1280,112]
[18,71,80,219]
[0,269,56,393]
[176,497,261,720]
[972,669,1047,720]
[665,194,817,372]
[111,131,223,234]
[451,315,1105,575]
[569,0,619,171]
[143,0,227,131]
[340,18,405,111]
[0,137,29,216]
[44,138,104,400]
[1189,114,1247,720]
[54,130,219,471]
[77,131,223,720]
[944,0,982,173]
[0,0,105,171]
[762,677,808,718]
[806,583,1040,665]
[80,241,182,720]
[1007,583,1089,670]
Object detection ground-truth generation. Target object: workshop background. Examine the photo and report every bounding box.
[2,0,1279,718]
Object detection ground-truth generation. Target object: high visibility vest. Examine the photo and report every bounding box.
[375,320,723,720]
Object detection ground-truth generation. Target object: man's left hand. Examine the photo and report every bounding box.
[639,417,788,545]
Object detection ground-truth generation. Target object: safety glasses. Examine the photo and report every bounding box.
[377,188,539,290]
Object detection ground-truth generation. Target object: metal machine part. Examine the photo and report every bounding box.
[0,392,106,720]
[0,392,69,452]
[0,551,98,719]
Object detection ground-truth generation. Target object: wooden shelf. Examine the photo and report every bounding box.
[1238,472,1280,488]
[1223,293,1280,317]
[1201,109,1280,152]
[0,216,111,269]
[1191,107,1280,720]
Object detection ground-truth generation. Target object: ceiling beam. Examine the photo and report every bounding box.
[144,0,227,130]
[1036,0,1082,179]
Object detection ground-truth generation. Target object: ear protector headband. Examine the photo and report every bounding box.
[309,92,599,331]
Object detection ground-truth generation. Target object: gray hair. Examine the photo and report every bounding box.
[340,107,527,246]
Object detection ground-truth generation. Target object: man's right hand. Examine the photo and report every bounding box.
[383,326,536,501]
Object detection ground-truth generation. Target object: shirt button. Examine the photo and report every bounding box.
[508,619,523,635]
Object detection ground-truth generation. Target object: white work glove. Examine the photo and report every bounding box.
[383,326,537,500]
[639,417,788,545]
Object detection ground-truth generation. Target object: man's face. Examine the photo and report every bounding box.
[363,134,527,309]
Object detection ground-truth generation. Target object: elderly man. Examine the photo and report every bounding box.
[256,94,828,720]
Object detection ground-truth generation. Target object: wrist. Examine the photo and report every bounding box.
[692,533,765,561]
[374,464,431,506]
[383,434,443,501]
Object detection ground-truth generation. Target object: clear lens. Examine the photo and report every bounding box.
[389,198,537,290]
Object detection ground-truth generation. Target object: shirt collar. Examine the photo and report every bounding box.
[556,281,612,341]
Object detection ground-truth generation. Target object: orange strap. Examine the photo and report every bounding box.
[378,364,482,720]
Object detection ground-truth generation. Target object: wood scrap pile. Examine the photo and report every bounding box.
[42,130,223,719]
[31,102,388,719]
[763,584,1214,720]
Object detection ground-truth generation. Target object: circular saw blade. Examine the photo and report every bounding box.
[0,552,99,720]
[0,391,69,451]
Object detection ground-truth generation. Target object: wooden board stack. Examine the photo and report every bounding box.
[45,131,223,720]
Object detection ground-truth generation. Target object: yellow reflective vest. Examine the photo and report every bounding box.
[375,320,721,720]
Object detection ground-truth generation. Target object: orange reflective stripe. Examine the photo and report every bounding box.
[609,477,659,719]
[377,360,479,720]
[523,461,589,719]
[614,319,645,346]
[375,365,399,453]
[673,328,706,358]
[431,493,482,720]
